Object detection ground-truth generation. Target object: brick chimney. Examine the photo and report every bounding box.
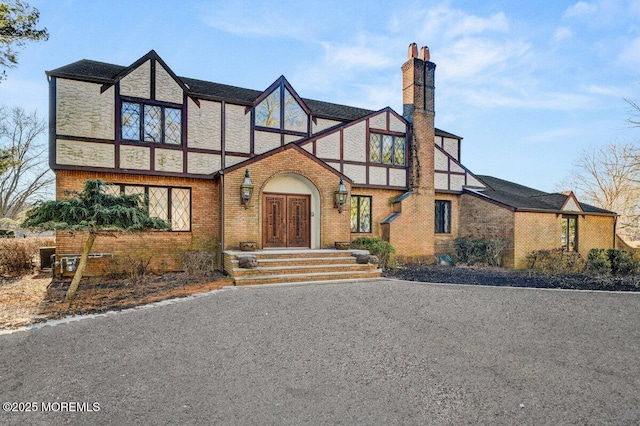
[402,42,435,192]
[388,43,436,261]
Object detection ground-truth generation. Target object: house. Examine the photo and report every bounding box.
[45,42,616,279]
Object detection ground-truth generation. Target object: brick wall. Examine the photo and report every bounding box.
[512,212,558,268]
[434,193,460,255]
[459,194,515,267]
[513,211,615,269]
[350,187,403,240]
[55,170,220,274]
[222,148,351,250]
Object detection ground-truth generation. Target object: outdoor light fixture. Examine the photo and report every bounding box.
[333,176,348,213]
[240,169,254,208]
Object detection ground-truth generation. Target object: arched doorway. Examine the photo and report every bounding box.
[262,174,320,249]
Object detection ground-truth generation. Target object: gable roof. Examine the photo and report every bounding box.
[46,56,452,131]
[217,142,352,183]
[470,175,615,215]
[47,58,374,122]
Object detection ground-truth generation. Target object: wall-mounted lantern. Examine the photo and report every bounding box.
[333,176,348,213]
[240,169,254,208]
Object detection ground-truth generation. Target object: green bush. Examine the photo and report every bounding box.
[350,237,396,269]
[586,249,610,275]
[525,248,585,274]
[606,249,639,276]
[454,237,506,267]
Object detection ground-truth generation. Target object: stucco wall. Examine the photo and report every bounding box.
[56,79,115,140]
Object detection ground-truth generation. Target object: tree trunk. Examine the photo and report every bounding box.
[66,232,97,301]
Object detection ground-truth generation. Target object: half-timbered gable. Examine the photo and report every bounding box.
[298,108,409,189]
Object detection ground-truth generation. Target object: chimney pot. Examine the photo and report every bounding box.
[420,46,430,61]
[408,43,418,59]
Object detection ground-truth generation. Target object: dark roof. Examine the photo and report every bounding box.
[435,128,462,139]
[46,58,461,129]
[47,59,375,122]
[472,175,615,215]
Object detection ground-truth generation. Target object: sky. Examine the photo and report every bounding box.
[1,0,640,193]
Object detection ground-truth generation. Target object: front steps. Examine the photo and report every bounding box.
[222,249,382,286]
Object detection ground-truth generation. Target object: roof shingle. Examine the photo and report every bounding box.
[473,175,614,214]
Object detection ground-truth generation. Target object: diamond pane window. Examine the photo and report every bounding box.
[394,137,405,165]
[359,197,371,232]
[369,133,381,163]
[284,88,306,132]
[382,135,393,164]
[370,132,406,166]
[350,195,372,233]
[122,101,182,145]
[165,108,182,145]
[121,102,140,140]
[125,185,145,207]
[103,184,121,196]
[171,188,191,231]
[255,88,281,128]
[350,197,359,232]
[149,187,169,221]
[143,105,162,143]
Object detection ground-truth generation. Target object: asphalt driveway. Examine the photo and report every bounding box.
[1,279,639,425]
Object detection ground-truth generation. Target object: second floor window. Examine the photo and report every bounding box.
[370,133,405,166]
[121,101,182,145]
[254,85,308,134]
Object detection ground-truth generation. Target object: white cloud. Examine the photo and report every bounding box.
[458,87,594,111]
[563,1,598,18]
[319,40,395,71]
[520,127,582,144]
[553,26,573,42]
[199,2,306,38]
[437,37,531,83]
[616,36,640,66]
[582,84,629,97]
[445,12,509,39]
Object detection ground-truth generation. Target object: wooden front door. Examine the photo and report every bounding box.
[262,193,310,248]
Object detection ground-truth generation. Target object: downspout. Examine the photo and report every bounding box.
[219,173,225,271]
[613,214,618,249]
[219,101,226,272]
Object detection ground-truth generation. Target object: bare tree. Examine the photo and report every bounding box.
[560,141,640,240]
[626,98,640,128]
[0,105,54,222]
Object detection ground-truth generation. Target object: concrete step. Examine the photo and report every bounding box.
[233,269,383,286]
[231,256,357,267]
[226,249,357,260]
[231,263,376,277]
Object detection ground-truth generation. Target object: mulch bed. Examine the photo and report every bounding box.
[40,271,233,320]
[384,264,640,292]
